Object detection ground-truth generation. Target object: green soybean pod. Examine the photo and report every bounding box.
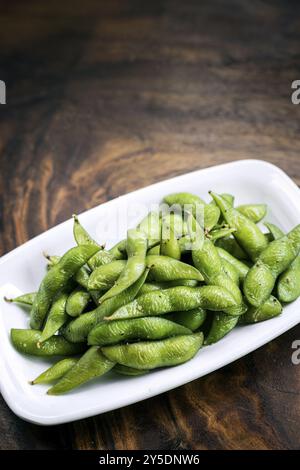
[216,247,249,282]
[39,291,69,344]
[210,192,268,261]
[277,256,300,303]
[66,288,91,317]
[73,215,114,268]
[137,211,162,248]
[244,224,300,307]
[239,296,282,324]
[264,222,284,241]
[47,346,115,395]
[215,237,248,260]
[100,229,147,302]
[61,269,149,343]
[205,313,238,345]
[30,358,78,385]
[165,308,206,331]
[137,282,162,295]
[4,292,36,306]
[88,317,192,346]
[88,260,126,291]
[147,245,160,255]
[11,329,86,357]
[188,215,246,316]
[114,364,149,376]
[146,255,203,282]
[102,333,204,370]
[162,212,188,239]
[221,259,240,285]
[209,227,236,241]
[163,192,220,231]
[160,225,181,260]
[106,286,237,321]
[109,239,127,260]
[236,204,267,223]
[30,244,99,330]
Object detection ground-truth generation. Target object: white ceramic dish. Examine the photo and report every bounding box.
[0,159,300,426]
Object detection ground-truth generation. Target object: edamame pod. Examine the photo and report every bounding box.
[62,269,149,343]
[106,286,237,321]
[100,229,147,302]
[39,291,69,343]
[160,225,181,260]
[239,296,282,323]
[11,329,86,356]
[147,245,160,255]
[236,204,267,223]
[244,224,300,306]
[216,247,249,282]
[137,211,161,248]
[88,317,192,346]
[114,364,149,376]
[264,222,284,241]
[30,358,78,384]
[47,346,115,395]
[146,255,203,282]
[165,308,206,331]
[109,239,127,260]
[163,193,220,231]
[4,292,36,306]
[30,244,99,329]
[66,288,91,317]
[277,256,300,303]
[211,192,268,261]
[205,313,238,345]
[215,237,248,260]
[88,260,126,291]
[73,215,113,268]
[221,259,240,285]
[102,333,204,370]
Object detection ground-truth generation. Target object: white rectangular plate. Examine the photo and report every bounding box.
[1,159,300,426]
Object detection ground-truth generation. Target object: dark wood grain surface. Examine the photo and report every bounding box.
[0,0,300,450]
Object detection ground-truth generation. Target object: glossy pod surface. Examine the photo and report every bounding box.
[31,358,78,384]
[88,317,191,346]
[11,329,86,356]
[102,333,204,370]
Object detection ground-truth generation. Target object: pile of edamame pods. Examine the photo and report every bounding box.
[6,191,300,395]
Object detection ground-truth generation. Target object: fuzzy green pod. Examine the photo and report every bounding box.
[100,229,147,302]
[39,291,69,343]
[277,256,300,303]
[163,192,220,231]
[106,286,237,321]
[30,358,78,385]
[209,227,236,241]
[264,222,284,241]
[236,204,267,223]
[62,269,149,343]
[215,237,248,260]
[114,364,149,376]
[109,239,127,260]
[239,296,282,323]
[221,259,240,285]
[160,225,181,260]
[189,216,245,316]
[165,308,206,331]
[88,260,126,291]
[210,192,268,261]
[30,244,99,329]
[147,245,160,255]
[88,317,192,346]
[73,215,113,268]
[216,247,249,282]
[102,333,204,370]
[47,346,115,395]
[205,313,238,345]
[146,255,203,282]
[137,211,162,248]
[66,288,91,317]
[11,329,86,357]
[244,225,300,307]
[4,292,36,306]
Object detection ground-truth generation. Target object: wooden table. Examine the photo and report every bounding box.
[0,0,300,450]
